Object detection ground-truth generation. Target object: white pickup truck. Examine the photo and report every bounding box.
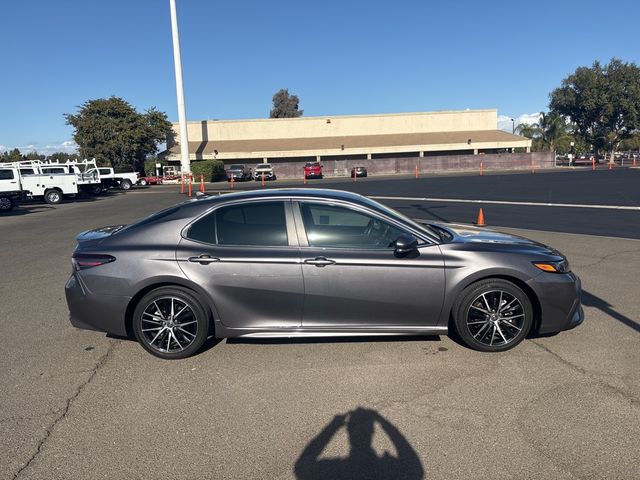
[0,166,26,212]
[85,167,139,191]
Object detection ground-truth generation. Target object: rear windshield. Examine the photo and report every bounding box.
[229,164,244,169]
[256,164,271,168]
[120,205,182,232]
[305,163,319,167]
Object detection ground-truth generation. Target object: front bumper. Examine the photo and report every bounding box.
[530,272,584,334]
[65,273,131,337]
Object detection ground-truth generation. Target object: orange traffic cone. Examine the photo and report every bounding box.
[476,208,486,226]
[199,175,205,193]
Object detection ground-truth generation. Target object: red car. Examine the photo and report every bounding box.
[304,162,323,179]
[138,175,163,186]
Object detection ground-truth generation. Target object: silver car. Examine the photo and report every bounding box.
[65,189,583,359]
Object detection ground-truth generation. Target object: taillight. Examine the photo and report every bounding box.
[72,252,116,270]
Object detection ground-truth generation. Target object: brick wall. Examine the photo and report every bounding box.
[261,152,554,179]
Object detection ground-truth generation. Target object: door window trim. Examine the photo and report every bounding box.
[182,198,299,248]
[291,199,434,250]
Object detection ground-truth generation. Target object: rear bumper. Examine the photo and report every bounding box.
[65,273,131,337]
[530,272,584,334]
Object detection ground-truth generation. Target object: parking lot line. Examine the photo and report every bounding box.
[371,195,640,211]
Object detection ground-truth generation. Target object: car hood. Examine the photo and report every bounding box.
[432,223,563,257]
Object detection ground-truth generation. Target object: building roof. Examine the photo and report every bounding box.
[167,129,527,157]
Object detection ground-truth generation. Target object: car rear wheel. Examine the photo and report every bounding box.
[120,179,132,190]
[453,279,533,352]
[44,189,62,205]
[133,286,210,359]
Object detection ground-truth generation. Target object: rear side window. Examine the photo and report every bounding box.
[187,202,288,246]
[99,169,111,175]
[0,169,14,180]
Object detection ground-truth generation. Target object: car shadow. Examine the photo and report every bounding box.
[294,407,424,480]
[582,290,640,333]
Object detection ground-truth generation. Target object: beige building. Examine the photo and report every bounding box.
[161,109,534,176]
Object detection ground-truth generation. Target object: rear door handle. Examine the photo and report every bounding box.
[188,255,220,265]
[303,256,336,267]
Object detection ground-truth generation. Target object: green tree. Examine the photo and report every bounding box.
[1,148,24,162]
[270,89,303,118]
[46,152,80,162]
[24,151,45,161]
[64,96,174,171]
[515,122,541,139]
[550,58,640,163]
[538,112,571,152]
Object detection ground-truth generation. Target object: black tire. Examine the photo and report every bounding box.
[44,189,63,205]
[453,279,533,352]
[90,184,103,195]
[0,197,15,212]
[132,286,210,359]
[120,179,132,190]
[139,179,147,186]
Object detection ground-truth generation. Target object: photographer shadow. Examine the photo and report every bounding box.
[294,407,424,480]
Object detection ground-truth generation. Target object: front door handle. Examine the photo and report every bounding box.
[303,256,336,267]
[188,254,220,265]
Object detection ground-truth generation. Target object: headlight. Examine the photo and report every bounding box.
[533,259,570,273]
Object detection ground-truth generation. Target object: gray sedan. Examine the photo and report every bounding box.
[65,189,583,359]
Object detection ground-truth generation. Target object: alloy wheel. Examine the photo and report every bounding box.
[465,290,525,347]
[139,296,198,353]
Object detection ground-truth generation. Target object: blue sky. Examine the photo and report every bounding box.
[1,0,638,154]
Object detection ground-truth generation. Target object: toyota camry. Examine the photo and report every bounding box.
[65,189,583,359]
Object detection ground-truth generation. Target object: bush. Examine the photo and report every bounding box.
[144,157,166,176]
[190,160,225,182]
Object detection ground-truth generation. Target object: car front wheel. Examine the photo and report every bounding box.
[0,197,15,211]
[120,179,132,190]
[132,286,210,359]
[453,279,533,352]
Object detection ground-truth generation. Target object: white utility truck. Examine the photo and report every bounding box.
[2,161,79,205]
[0,165,26,212]
[40,160,102,195]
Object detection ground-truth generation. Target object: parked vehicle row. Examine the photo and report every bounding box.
[0,160,145,213]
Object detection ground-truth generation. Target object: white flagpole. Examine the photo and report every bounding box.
[169,0,191,174]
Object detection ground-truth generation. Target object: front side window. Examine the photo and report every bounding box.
[187,202,288,246]
[0,169,15,180]
[300,203,405,249]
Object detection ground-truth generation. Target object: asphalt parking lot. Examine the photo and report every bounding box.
[1,171,639,479]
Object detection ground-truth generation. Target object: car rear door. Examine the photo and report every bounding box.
[176,199,304,330]
[294,200,445,329]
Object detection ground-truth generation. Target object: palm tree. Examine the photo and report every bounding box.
[538,112,571,152]
[515,123,541,139]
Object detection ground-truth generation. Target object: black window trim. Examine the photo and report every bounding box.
[181,198,299,249]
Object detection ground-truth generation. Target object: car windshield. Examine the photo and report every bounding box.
[305,163,318,167]
[256,164,271,169]
[229,165,244,170]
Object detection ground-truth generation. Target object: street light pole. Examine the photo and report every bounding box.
[169,0,191,174]
[511,118,515,134]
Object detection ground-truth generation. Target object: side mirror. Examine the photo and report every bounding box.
[394,234,418,254]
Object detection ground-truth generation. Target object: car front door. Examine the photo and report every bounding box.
[295,201,445,329]
[177,200,304,331]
